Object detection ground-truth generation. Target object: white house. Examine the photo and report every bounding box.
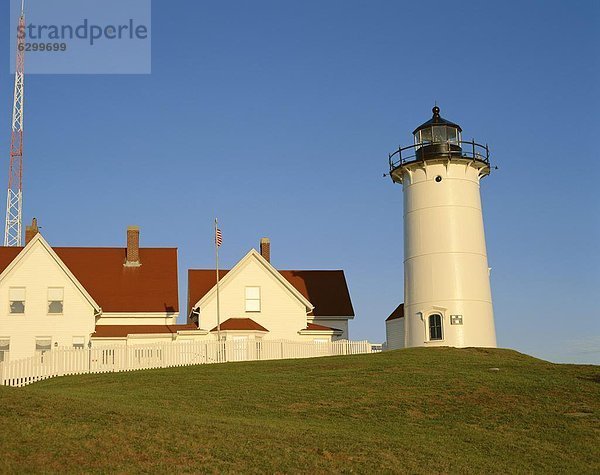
[187,238,355,343]
[0,221,196,361]
[0,222,357,364]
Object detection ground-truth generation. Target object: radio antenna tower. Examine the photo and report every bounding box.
[4,0,25,246]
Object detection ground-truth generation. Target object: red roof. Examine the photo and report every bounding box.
[386,303,404,321]
[94,324,197,338]
[210,318,268,332]
[305,322,342,332]
[188,269,354,317]
[0,246,179,313]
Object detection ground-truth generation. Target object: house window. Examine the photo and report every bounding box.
[47,287,64,314]
[429,314,443,341]
[9,287,25,314]
[72,336,85,349]
[245,287,261,312]
[0,339,9,362]
[35,338,52,362]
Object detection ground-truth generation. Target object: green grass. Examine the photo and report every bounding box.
[0,348,598,473]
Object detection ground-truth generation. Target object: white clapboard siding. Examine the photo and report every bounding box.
[385,318,405,350]
[0,339,374,387]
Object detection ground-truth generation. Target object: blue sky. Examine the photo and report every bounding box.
[0,0,598,363]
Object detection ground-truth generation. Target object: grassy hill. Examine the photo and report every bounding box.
[0,348,598,473]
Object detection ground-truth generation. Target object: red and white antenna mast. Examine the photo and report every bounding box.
[4,0,25,246]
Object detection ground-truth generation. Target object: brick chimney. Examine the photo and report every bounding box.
[260,237,270,263]
[25,218,39,245]
[124,226,141,267]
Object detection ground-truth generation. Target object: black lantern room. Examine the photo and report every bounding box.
[388,106,490,182]
[413,106,462,160]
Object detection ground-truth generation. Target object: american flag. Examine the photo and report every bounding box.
[215,227,223,247]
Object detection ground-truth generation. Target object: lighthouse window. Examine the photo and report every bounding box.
[419,127,432,144]
[433,126,447,143]
[429,314,443,341]
[447,127,458,143]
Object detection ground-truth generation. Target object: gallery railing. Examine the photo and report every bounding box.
[389,140,490,171]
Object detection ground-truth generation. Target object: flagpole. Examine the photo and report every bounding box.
[215,218,221,344]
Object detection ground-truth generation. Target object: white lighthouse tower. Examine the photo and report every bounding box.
[388,106,497,348]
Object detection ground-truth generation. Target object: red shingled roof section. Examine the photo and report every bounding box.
[188,269,230,316]
[305,322,342,332]
[94,324,197,338]
[210,318,268,332]
[280,270,354,317]
[386,303,404,321]
[188,269,354,317]
[0,246,179,313]
[0,247,20,270]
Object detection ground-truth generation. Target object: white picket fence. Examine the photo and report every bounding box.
[0,339,374,387]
